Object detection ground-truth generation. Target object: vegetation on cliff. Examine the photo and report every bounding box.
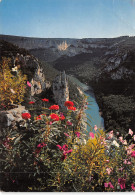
[0,92,135,192]
[0,56,135,192]
[0,58,27,107]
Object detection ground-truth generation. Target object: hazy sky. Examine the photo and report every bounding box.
[0,0,135,38]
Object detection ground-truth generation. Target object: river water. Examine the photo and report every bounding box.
[68,76,104,131]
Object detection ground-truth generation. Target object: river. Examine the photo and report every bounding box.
[68,75,104,132]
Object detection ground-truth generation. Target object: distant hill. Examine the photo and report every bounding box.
[1,34,135,81]
[0,34,133,62]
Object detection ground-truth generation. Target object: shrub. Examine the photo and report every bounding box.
[0,97,135,192]
[0,57,27,107]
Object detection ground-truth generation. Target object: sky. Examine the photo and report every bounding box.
[0,0,135,38]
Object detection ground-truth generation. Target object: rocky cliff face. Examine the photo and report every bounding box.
[53,71,69,108]
[0,105,28,133]
[31,65,46,96]
[10,53,48,97]
[0,35,131,62]
[0,40,50,98]
[99,50,135,80]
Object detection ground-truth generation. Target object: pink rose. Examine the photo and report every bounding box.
[89,132,94,139]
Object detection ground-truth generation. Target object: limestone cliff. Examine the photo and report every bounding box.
[53,71,69,107]
[101,50,135,80]
[31,65,46,96]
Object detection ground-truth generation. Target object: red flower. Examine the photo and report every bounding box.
[36,115,42,120]
[75,132,80,138]
[40,114,46,116]
[60,115,65,120]
[64,101,74,107]
[118,178,126,189]
[104,182,114,189]
[29,101,35,104]
[61,153,67,161]
[3,138,11,149]
[56,144,68,151]
[62,144,68,151]
[66,149,73,154]
[37,142,46,148]
[27,81,31,87]
[60,113,65,120]
[57,145,63,151]
[50,113,59,121]
[89,132,95,139]
[35,142,46,154]
[57,144,72,161]
[62,149,73,161]
[67,106,76,111]
[49,105,59,110]
[22,113,31,120]
[131,151,135,158]
[66,121,72,126]
[42,98,49,102]
[131,184,135,191]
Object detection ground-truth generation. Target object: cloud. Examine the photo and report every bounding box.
[0,0,2,2]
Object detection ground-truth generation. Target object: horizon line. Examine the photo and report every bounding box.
[0,33,134,40]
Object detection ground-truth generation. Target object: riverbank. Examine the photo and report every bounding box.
[69,74,135,134]
[94,92,135,134]
[68,75,104,131]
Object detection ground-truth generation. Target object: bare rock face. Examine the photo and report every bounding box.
[10,53,47,97]
[0,105,28,133]
[31,65,46,96]
[53,71,69,107]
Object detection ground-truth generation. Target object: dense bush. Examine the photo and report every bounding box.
[96,94,135,134]
[0,58,27,107]
[0,96,135,192]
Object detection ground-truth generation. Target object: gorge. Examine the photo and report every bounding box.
[0,34,134,134]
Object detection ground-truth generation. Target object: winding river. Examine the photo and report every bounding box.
[68,76,104,131]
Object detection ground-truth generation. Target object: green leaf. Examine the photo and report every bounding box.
[85,121,92,130]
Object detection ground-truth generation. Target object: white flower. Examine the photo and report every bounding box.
[10,89,15,94]
[129,129,133,136]
[112,140,119,147]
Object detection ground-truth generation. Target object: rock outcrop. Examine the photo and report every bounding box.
[53,71,69,107]
[31,65,46,96]
[10,51,49,97]
[0,105,28,134]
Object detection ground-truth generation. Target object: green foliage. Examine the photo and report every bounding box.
[96,94,135,133]
[0,57,27,106]
[0,98,135,192]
